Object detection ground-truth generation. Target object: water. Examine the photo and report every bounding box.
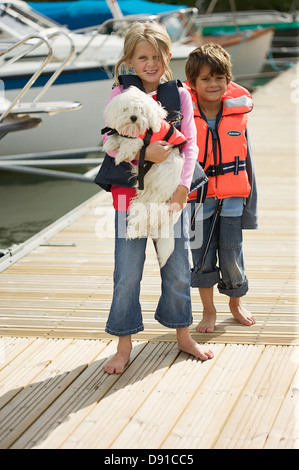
[0,167,100,250]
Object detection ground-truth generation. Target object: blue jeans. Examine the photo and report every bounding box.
[105,208,193,337]
[191,215,248,297]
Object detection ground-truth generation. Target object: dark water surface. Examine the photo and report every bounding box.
[0,169,100,250]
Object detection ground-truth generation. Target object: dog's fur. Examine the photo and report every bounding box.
[103,86,184,267]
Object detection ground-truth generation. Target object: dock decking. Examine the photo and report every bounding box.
[0,64,298,449]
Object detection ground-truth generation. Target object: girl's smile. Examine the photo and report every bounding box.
[127,40,171,93]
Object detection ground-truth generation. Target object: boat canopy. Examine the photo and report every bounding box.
[28,0,188,30]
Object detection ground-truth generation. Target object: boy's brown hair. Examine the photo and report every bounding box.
[185,43,232,87]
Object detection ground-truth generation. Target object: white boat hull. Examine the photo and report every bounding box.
[1,77,113,155]
[222,28,275,77]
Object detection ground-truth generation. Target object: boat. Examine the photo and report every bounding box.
[28,0,189,30]
[194,1,299,67]
[0,0,274,157]
[196,7,298,38]
[0,32,82,140]
[28,0,276,77]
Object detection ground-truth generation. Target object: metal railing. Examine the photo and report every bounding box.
[71,7,199,63]
[0,33,52,121]
[0,30,76,120]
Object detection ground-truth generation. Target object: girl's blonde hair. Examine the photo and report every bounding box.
[185,43,232,87]
[114,21,172,85]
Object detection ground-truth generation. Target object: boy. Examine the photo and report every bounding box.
[185,43,258,333]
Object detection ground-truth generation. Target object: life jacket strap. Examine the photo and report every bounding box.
[205,157,246,177]
[138,129,153,190]
[161,123,187,148]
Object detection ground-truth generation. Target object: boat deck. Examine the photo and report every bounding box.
[0,65,298,449]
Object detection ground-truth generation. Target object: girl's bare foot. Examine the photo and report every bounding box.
[177,328,214,361]
[104,336,132,374]
[229,298,256,326]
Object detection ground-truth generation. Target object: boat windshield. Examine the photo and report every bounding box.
[0,2,58,39]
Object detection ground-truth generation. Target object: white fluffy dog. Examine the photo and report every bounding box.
[103,86,186,268]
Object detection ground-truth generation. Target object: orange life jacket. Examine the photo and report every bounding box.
[139,119,187,147]
[185,81,253,201]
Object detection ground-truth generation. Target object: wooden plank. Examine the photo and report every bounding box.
[10,340,127,449]
[23,342,178,449]
[264,366,299,449]
[58,342,179,449]
[1,338,111,449]
[214,346,298,449]
[161,344,265,449]
[110,344,225,449]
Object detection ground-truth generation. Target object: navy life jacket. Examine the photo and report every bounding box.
[94,74,208,199]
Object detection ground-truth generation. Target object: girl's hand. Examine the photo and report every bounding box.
[169,185,188,212]
[145,141,173,164]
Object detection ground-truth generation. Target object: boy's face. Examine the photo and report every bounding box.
[193,64,228,105]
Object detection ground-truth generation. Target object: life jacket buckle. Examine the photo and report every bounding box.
[209,163,224,176]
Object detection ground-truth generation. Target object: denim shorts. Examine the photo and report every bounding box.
[191,215,248,297]
[105,208,193,337]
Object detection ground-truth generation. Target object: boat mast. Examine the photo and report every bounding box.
[105,0,124,19]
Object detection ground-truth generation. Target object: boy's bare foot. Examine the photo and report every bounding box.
[104,336,132,374]
[177,328,214,361]
[197,287,217,332]
[229,298,256,326]
[196,308,217,333]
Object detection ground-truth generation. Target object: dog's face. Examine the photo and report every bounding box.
[104,86,168,137]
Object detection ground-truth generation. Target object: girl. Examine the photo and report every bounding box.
[97,22,214,374]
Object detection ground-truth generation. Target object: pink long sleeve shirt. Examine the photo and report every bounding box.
[103,84,198,211]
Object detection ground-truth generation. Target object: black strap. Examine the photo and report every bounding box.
[205,159,246,177]
[194,199,223,273]
[156,80,182,126]
[101,126,117,136]
[138,129,153,190]
[161,124,188,148]
[118,75,146,93]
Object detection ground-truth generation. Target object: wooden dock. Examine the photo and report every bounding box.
[0,64,298,449]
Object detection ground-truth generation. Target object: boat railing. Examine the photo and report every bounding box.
[71,7,199,63]
[32,29,75,103]
[0,30,78,121]
[0,34,53,121]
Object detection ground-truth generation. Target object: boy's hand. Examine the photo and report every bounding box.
[169,185,188,212]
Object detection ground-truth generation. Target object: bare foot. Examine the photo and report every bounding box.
[197,287,217,332]
[196,309,217,333]
[229,298,256,326]
[104,336,132,374]
[177,328,214,361]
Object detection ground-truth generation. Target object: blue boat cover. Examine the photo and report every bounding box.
[29,0,188,30]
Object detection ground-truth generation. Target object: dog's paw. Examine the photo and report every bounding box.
[103,136,119,154]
